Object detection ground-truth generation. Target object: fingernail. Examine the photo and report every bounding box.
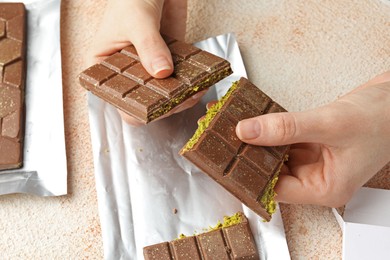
[237,120,260,139]
[151,57,172,75]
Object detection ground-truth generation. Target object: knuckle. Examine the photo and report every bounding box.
[272,114,297,143]
[137,34,162,52]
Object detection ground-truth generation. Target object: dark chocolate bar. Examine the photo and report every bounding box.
[180,78,290,221]
[0,3,27,171]
[79,36,232,124]
[143,212,259,260]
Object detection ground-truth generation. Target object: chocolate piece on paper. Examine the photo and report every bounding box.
[143,212,259,260]
[0,3,27,171]
[180,77,290,221]
[79,35,233,124]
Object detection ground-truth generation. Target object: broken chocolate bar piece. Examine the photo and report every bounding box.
[0,3,27,171]
[79,36,232,124]
[180,78,290,221]
[143,212,259,260]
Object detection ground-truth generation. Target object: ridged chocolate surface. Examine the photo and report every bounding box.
[180,78,290,221]
[79,35,232,123]
[143,212,259,260]
[0,3,26,171]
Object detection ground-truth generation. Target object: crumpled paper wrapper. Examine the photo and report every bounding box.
[88,33,290,259]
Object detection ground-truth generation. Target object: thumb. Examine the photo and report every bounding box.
[129,0,173,78]
[131,31,174,78]
[93,0,174,79]
[235,109,333,146]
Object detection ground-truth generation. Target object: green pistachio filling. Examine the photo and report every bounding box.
[207,212,243,231]
[178,212,243,239]
[259,155,289,217]
[260,176,279,216]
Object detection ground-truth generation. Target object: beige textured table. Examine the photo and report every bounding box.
[0,0,389,259]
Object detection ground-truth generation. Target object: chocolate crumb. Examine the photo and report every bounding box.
[225,246,232,254]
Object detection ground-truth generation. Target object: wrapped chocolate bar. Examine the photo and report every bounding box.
[144,212,259,260]
[0,0,67,196]
[181,77,290,221]
[79,35,233,123]
[0,3,27,171]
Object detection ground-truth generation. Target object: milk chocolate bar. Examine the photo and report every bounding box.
[79,35,232,124]
[180,78,290,221]
[143,212,259,260]
[0,3,27,171]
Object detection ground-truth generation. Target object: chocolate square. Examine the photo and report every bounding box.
[168,40,201,59]
[189,51,229,73]
[146,77,185,98]
[124,86,166,115]
[79,63,116,90]
[120,45,139,61]
[225,159,268,199]
[197,230,230,260]
[101,74,138,98]
[173,61,208,85]
[123,62,153,85]
[101,52,136,73]
[170,237,202,259]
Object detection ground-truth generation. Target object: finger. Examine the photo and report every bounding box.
[128,1,175,78]
[127,1,173,79]
[131,32,174,79]
[197,116,206,125]
[279,164,290,175]
[274,175,307,203]
[92,0,173,78]
[275,169,350,208]
[286,144,322,168]
[274,174,318,204]
[235,108,335,146]
[277,151,329,200]
[195,99,218,124]
[206,101,218,110]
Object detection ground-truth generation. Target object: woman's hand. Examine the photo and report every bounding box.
[90,0,197,126]
[236,71,390,208]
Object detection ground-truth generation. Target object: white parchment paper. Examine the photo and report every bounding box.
[0,0,67,196]
[89,34,291,259]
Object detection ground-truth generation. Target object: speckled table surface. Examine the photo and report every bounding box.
[0,0,389,259]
